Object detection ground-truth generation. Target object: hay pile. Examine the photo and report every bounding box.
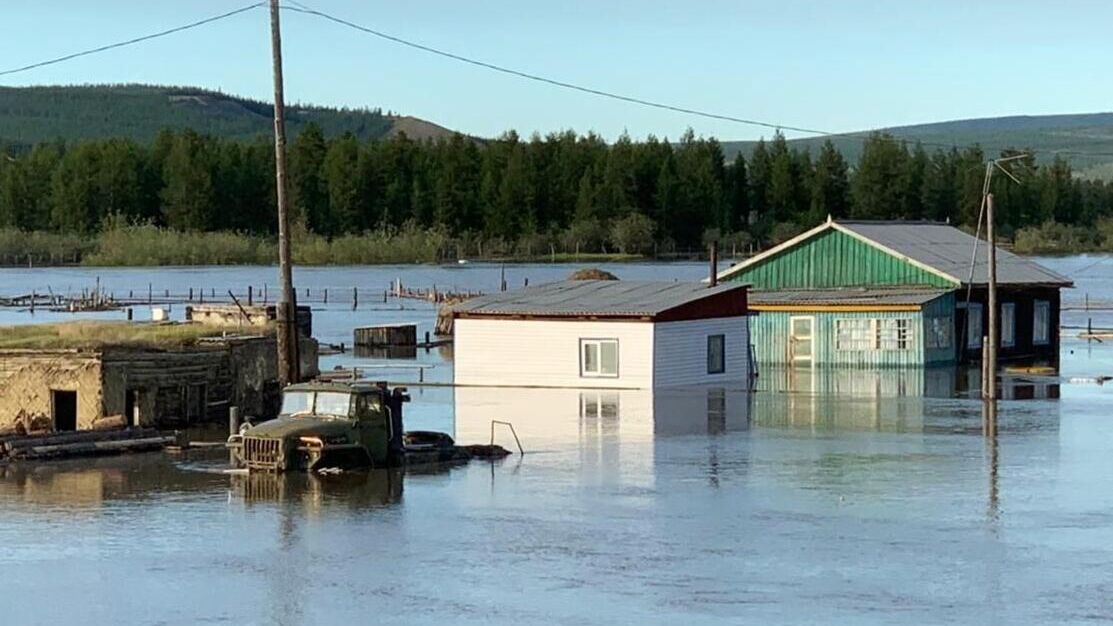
[567,268,619,281]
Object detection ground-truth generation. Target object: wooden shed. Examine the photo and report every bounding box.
[718,218,1072,368]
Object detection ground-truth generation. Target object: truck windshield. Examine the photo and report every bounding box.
[281,391,313,416]
[314,392,352,417]
[280,391,353,418]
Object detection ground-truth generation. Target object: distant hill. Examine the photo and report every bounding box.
[0,84,458,147]
[721,113,1113,178]
[383,115,458,141]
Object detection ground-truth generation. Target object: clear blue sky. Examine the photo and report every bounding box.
[1,0,1110,141]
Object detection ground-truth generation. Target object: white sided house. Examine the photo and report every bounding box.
[452,280,751,389]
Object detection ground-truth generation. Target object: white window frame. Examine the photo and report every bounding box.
[1033,300,1050,346]
[835,318,875,351]
[967,303,983,349]
[580,338,619,378]
[876,318,913,351]
[1001,303,1016,348]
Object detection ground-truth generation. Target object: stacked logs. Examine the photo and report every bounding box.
[0,428,174,462]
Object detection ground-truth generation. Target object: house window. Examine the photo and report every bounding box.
[1034,300,1050,345]
[835,318,874,351]
[926,317,953,350]
[707,334,726,374]
[877,318,912,351]
[1001,303,1016,348]
[581,339,619,377]
[967,303,983,349]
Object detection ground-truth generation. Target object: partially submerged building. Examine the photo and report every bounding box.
[452,280,751,389]
[186,304,312,337]
[0,323,318,434]
[718,219,1072,368]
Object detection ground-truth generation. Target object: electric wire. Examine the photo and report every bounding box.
[281,2,1113,161]
[1,0,1112,164]
[0,3,264,78]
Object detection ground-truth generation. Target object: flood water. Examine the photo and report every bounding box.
[2,258,1113,624]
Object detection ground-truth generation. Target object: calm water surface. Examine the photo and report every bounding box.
[1,259,1112,625]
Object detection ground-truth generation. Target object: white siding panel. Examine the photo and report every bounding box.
[652,316,751,387]
[454,319,654,388]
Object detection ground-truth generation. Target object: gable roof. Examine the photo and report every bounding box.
[452,280,748,321]
[717,219,1073,288]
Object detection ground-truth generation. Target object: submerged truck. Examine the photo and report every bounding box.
[228,381,409,472]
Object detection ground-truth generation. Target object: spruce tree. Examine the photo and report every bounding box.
[810,140,850,223]
[727,153,750,232]
[289,122,328,232]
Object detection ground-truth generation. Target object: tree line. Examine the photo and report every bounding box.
[2,124,1112,256]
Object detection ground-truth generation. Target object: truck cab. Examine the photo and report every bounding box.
[229,381,407,472]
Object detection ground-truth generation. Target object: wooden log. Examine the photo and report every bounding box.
[14,436,174,460]
[92,415,128,431]
[2,428,163,452]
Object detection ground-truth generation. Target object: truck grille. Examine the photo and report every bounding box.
[242,437,282,470]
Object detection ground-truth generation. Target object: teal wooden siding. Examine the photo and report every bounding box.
[750,293,957,368]
[728,229,958,289]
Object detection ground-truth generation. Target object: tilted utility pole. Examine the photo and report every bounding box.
[985,192,998,400]
[270,0,300,386]
[972,156,1025,401]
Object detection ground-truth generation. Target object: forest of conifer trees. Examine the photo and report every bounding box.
[2,123,1112,264]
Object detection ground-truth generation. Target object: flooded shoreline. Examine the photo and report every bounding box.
[2,259,1113,624]
[2,387,1110,625]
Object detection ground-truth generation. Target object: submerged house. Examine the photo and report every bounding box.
[0,324,318,434]
[452,280,751,388]
[717,219,1072,368]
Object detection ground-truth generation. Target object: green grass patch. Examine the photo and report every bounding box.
[84,223,274,266]
[0,321,263,350]
[0,229,94,265]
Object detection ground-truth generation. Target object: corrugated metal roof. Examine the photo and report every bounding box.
[749,287,950,307]
[453,280,746,318]
[837,221,1073,287]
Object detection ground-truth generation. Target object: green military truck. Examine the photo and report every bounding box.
[228,381,408,472]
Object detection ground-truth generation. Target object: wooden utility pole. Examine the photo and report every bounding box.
[985,193,998,400]
[270,0,299,386]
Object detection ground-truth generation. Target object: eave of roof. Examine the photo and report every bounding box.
[748,287,951,307]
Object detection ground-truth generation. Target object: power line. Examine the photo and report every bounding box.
[279,4,871,141]
[281,2,1113,161]
[0,0,1111,163]
[0,3,264,78]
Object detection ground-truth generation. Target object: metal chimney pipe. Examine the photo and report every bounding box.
[709,241,719,287]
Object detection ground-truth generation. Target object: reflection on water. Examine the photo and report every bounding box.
[0,452,225,506]
[750,366,1061,434]
[232,469,404,511]
[0,369,1104,624]
[454,385,754,447]
[353,344,417,360]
